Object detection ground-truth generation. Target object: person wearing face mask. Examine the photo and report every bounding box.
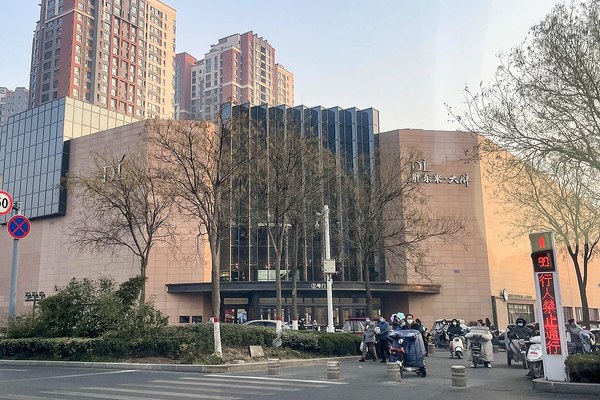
[402,314,418,330]
[447,318,464,357]
[507,318,532,365]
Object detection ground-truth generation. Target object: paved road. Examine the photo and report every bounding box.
[0,351,595,400]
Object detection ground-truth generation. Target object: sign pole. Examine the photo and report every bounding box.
[323,205,335,333]
[529,231,568,381]
[8,204,21,320]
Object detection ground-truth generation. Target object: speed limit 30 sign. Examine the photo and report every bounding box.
[0,190,13,216]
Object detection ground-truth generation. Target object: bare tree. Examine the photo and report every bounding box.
[250,126,330,334]
[448,0,600,171]
[489,154,600,327]
[70,153,176,303]
[447,0,600,326]
[148,115,249,355]
[345,151,465,316]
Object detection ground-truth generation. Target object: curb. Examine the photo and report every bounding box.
[532,378,600,395]
[0,356,360,374]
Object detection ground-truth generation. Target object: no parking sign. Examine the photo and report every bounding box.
[7,215,31,239]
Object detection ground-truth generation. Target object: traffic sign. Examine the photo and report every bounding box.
[0,190,13,216]
[7,215,31,239]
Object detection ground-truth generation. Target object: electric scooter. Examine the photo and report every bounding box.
[526,335,543,379]
[449,335,464,359]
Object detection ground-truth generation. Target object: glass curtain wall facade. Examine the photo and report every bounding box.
[219,103,380,285]
[0,97,137,222]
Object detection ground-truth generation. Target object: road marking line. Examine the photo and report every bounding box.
[174,379,299,391]
[205,374,348,385]
[181,376,329,387]
[81,387,241,399]
[43,391,170,400]
[7,369,137,382]
[0,395,63,400]
[122,383,277,395]
[0,369,29,372]
[148,380,275,395]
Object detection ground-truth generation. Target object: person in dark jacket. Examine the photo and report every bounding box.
[375,316,391,363]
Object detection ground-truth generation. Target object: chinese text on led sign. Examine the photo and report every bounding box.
[538,273,561,355]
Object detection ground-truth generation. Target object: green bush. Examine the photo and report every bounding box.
[566,353,600,383]
[7,276,167,339]
[0,324,360,362]
[0,338,99,360]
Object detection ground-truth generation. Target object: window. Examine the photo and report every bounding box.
[191,316,202,324]
[576,307,584,321]
[563,306,574,322]
[179,316,190,324]
[507,303,534,325]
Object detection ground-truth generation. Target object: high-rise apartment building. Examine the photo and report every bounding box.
[174,52,197,120]
[28,0,176,119]
[0,87,29,125]
[190,31,294,121]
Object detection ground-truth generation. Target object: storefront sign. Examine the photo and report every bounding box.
[529,231,568,381]
[410,159,471,188]
[101,154,126,183]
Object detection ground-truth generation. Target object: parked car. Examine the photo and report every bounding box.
[243,320,291,330]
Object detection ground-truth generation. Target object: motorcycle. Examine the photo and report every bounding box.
[507,338,528,369]
[525,335,543,379]
[449,335,465,359]
[389,329,427,377]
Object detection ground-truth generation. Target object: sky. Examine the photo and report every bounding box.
[0,0,560,132]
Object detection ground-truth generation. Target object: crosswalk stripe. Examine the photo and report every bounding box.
[169,379,298,391]
[124,381,275,396]
[206,374,348,385]
[43,391,169,400]
[11,369,137,382]
[81,387,241,399]
[135,382,276,395]
[0,395,63,400]
[177,376,328,388]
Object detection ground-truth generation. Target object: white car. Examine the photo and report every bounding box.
[243,320,291,330]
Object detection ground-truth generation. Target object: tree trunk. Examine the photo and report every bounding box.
[362,252,374,317]
[569,247,590,327]
[140,257,148,305]
[209,228,222,355]
[274,219,286,335]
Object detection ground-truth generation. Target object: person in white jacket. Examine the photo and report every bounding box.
[465,325,494,368]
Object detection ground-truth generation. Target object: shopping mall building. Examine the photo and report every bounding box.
[1,97,599,330]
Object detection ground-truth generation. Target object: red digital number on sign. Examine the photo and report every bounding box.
[532,251,555,272]
[538,273,561,355]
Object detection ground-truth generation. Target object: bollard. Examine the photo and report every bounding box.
[327,360,340,379]
[387,362,402,383]
[267,358,280,376]
[451,365,467,388]
[428,343,435,354]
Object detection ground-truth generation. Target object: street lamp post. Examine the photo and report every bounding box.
[323,205,335,333]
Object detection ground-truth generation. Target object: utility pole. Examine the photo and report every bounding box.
[323,205,335,333]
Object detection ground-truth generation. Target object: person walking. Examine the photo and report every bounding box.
[359,318,378,362]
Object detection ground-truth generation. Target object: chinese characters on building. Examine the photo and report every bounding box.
[538,273,562,355]
[410,159,471,188]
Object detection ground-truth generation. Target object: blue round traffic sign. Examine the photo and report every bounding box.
[7,215,31,239]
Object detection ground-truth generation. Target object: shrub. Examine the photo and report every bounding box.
[0,325,360,362]
[566,352,600,383]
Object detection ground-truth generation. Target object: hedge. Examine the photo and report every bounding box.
[0,324,360,363]
[566,353,600,383]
